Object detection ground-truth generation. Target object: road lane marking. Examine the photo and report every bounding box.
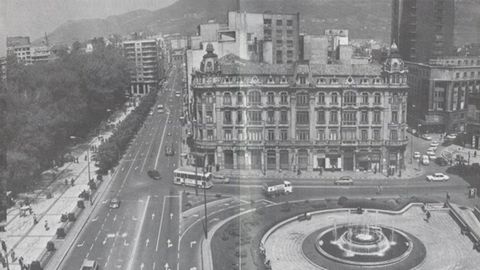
[140,116,163,172]
[170,213,173,220]
[127,195,151,270]
[153,261,156,270]
[154,111,170,169]
[152,213,155,220]
[156,196,169,252]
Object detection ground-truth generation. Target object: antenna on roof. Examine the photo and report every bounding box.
[44,32,49,46]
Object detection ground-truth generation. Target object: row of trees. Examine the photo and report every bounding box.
[96,89,158,174]
[2,45,131,193]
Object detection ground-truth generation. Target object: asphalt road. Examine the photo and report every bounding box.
[58,64,185,270]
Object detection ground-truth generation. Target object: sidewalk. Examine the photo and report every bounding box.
[5,104,135,270]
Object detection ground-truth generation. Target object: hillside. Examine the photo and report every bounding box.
[44,0,480,46]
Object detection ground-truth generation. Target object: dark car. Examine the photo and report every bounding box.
[435,157,449,166]
[109,198,120,209]
[147,170,161,180]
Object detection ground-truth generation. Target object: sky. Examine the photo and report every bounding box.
[0,0,176,56]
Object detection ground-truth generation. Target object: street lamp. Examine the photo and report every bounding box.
[70,136,91,183]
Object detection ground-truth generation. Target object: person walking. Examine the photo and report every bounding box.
[44,220,49,231]
[426,210,431,222]
[33,214,38,225]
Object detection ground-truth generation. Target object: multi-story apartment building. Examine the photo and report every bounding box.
[190,44,409,175]
[0,57,6,82]
[407,57,480,133]
[467,92,480,150]
[123,39,163,96]
[6,36,32,64]
[391,0,454,63]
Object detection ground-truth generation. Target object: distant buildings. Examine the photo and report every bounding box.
[467,92,480,150]
[406,56,480,133]
[391,0,454,63]
[190,44,409,174]
[123,38,165,96]
[6,36,54,64]
[0,57,6,82]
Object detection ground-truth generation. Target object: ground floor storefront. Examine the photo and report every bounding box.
[196,145,406,175]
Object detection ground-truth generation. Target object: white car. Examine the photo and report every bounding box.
[426,150,436,156]
[430,141,440,147]
[422,155,430,165]
[446,134,457,140]
[426,173,450,182]
[413,152,421,159]
[422,134,432,141]
[427,146,437,152]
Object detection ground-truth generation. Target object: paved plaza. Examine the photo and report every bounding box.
[263,205,480,270]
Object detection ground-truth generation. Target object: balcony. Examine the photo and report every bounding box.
[385,140,408,147]
[341,140,357,146]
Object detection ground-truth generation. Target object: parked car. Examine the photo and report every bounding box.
[422,155,430,165]
[81,259,99,270]
[413,152,421,159]
[435,157,449,166]
[334,176,354,185]
[446,133,457,140]
[297,212,312,221]
[147,170,161,180]
[109,198,120,209]
[149,111,154,116]
[427,146,437,152]
[165,146,174,156]
[430,141,440,147]
[426,150,436,157]
[426,173,450,182]
[422,134,432,141]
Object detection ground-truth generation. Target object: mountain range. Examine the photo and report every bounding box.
[43,0,480,47]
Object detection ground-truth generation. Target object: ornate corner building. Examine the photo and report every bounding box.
[190,44,409,175]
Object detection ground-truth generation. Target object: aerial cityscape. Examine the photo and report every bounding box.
[1,0,480,269]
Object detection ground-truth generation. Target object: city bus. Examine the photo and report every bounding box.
[173,166,213,189]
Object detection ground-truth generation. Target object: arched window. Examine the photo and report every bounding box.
[248,91,261,105]
[280,92,289,105]
[206,92,214,104]
[236,92,244,105]
[343,92,356,105]
[223,92,232,105]
[331,92,338,105]
[361,92,369,105]
[318,92,326,104]
[267,92,275,105]
[374,93,381,104]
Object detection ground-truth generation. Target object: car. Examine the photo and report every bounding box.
[427,146,437,152]
[426,150,436,156]
[109,198,120,209]
[426,173,450,182]
[149,111,154,116]
[297,212,312,221]
[158,109,164,113]
[80,259,99,270]
[422,134,432,141]
[446,133,457,140]
[421,155,430,165]
[413,152,421,159]
[167,132,172,136]
[430,141,440,147]
[175,91,181,97]
[147,170,161,180]
[334,176,354,185]
[165,146,174,156]
[435,157,449,166]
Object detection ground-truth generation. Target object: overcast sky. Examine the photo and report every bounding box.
[0,0,176,56]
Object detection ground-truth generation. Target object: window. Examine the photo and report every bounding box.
[390,130,398,141]
[267,92,275,105]
[374,93,381,104]
[361,130,368,141]
[237,129,244,140]
[267,110,275,124]
[280,110,288,123]
[373,129,381,140]
[247,33,252,41]
[317,129,325,140]
[360,111,368,124]
[248,111,262,124]
[236,111,243,124]
[314,92,324,105]
[276,29,283,38]
[224,111,232,124]
[330,110,338,124]
[287,50,293,58]
[206,93,214,104]
[287,30,293,37]
[456,72,460,79]
[317,110,325,124]
[297,130,309,141]
[264,29,272,38]
[276,40,283,46]
[248,129,263,141]
[342,111,357,125]
[296,111,309,124]
[329,129,338,140]
[331,93,338,104]
[299,77,306,84]
[206,110,214,123]
[361,92,369,105]
[287,40,293,47]
[237,92,243,105]
[286,19,293,26]
[223,93,231,105]
[280,92,288,104]
[344,92,356,105]
[280,129,288,141]
[276,19,283,26]
[392,111,398,123]
[224,130,232,141]
[268,130,275,141]
[373,111,381,124]
[264,19,272,25]
[207,129,214,140]
[248,91,261,105]
[297,93,309,106]
[276,50,283,63]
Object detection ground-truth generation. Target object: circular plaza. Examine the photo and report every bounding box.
[262,205,480,270]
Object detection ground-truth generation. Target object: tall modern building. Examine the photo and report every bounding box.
[190,44,409,175]
[391,0,455,63]
[407,57,480,133]
[123,39,164,96]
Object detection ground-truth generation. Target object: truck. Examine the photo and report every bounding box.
[262,181,292,197]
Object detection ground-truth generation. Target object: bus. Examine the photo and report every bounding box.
[173,166,213,189]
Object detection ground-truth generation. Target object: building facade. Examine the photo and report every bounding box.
[6,36,32,64]
[391,0,454,63]
[407,57,480,133]
[123,39,163,96]
[467,93,480,150]
[191,45,409,175]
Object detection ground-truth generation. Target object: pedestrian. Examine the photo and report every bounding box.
[446,192,451,201]
[44,220,49,231]
[426,210,431,222]
[33,214,38,225]
[65,179,68,186]
[18,256,24,269]
[85,155,88,161]
[71,178,75,186]
[10,249,16,262]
